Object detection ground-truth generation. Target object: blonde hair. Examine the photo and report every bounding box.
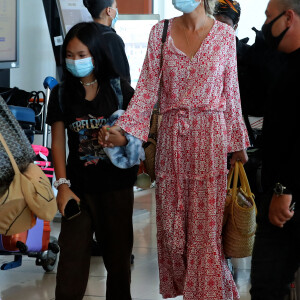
[204,0,217,15]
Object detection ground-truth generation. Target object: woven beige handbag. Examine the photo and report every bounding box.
[222,161,257,258]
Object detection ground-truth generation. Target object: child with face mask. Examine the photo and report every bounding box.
[99,0,250,299]
[46,22,138,300]
[83,0,131,83]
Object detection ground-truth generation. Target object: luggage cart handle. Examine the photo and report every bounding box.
[43,77,58,91]
[42,77,58,148]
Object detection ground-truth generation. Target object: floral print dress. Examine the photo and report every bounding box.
[117,18,249,300]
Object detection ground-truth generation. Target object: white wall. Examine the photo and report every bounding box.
[153,0,270,44]
[237,0,269,44]
[10,0,56,92]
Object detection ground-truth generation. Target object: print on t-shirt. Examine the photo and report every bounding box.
[69,114,108,166]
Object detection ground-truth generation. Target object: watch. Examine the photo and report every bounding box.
[273,182,291,196]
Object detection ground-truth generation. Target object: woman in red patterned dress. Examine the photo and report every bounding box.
[99,0,249,299]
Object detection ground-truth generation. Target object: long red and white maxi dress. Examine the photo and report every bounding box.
[117,19,250,300]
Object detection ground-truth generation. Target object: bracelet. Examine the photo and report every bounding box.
[53,178,71,189]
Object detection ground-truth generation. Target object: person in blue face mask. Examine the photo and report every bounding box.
[83,0,131,83]
[98,0,250,299]
[46,22,138,300]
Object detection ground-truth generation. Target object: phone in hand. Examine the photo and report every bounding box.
[289,202,296,212]
[64,199,81,220]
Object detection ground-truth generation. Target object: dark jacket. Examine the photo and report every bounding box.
[261,48,300,203]
[95,23,131,83]
[238,28,287,118]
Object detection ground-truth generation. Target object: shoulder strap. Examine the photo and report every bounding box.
[0,133,20,175]
[157,20,169,112]
[162,19,169,44]
[160,20,169,69]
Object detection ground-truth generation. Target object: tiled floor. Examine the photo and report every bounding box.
[0,189,251,300]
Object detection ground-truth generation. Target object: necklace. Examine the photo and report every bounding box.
[80,78,98,86]
[183,16,207,60]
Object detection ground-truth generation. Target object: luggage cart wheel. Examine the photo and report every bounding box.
[40,237,59,272]
[48,241,60,254]
[16,241,28,254]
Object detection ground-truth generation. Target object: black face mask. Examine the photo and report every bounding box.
[262,11,290,49]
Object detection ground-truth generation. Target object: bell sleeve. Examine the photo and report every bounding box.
[116,21,165,142]
[223,30,250,153]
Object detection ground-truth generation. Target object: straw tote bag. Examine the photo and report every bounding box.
[143,19,169,182]
[0,133,57,236]
[222,161,257,258]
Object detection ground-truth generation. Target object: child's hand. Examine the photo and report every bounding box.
[98,125,127,148]
[56,185,80,216]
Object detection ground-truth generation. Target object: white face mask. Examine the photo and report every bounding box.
[172,0,201,14]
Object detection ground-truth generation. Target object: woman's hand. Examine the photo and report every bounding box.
[98,125,127,148]
[230,149,248,168]
[269,194,294,228]
[56,184,80,216]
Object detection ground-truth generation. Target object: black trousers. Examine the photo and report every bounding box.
[55,188,134,300]
[250,192,300,300]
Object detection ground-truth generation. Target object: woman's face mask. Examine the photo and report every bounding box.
[172,0,201,14]
[65,57,94,78]
[262,11,290,49]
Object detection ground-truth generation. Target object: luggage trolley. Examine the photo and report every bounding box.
[0,77,60,272]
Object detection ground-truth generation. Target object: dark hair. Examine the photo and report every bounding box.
[83,0,114,18]
[279,0,300,15]
[61,22,117,96]
[214,0,241,25]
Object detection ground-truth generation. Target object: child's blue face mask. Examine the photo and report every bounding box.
[172,0,201,14]
[65,57,94,78]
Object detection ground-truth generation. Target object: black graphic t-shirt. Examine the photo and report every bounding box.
[72,114,107,165]
[46,80,138,194]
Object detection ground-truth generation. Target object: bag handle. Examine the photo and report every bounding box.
[228,161,257,238]
[238,161,253,197]
[227,161,253,198]
[227,162,239,200]
[151,19,169,139]
[156,19,170,113]
[0,133,21,175]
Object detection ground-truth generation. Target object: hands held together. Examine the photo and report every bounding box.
[98,125,127,148]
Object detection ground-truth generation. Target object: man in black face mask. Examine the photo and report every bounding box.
[250,0,300,299]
